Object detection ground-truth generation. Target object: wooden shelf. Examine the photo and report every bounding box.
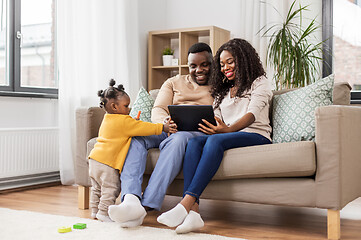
[152,66,179,69]
[148,26,230,90]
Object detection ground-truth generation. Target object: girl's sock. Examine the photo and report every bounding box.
[175,210,204,234]
[157,203,188,227]
[96,213,114,222]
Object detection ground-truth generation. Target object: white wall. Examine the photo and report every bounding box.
[0,97,58,128]
[163,0,321,40]
[164,0,243,38]
[137,0,167,89]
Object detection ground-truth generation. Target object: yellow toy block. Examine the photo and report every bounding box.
[58,226,72,233]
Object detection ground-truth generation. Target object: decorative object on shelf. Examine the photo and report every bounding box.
[260,0,325,90]
[171,58,179,66]
[162,47,174,66]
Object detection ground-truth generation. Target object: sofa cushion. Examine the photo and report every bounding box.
[129,87,155,122]
[145,141,316,180]
[88,138,316,180]
[272,74,334,143]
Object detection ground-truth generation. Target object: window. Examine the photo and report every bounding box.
[0,0,57,98]
[357,0,361,8]
[332,0,361,104]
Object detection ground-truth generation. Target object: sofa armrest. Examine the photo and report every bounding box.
[75,107,105,186]
[315,105,361,209]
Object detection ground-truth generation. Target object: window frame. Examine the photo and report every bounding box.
[0,0,58,99]
[322,0,333,78]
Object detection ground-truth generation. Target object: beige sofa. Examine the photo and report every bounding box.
[75,82,361,240]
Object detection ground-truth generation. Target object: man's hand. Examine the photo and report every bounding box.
[198,116,229,135]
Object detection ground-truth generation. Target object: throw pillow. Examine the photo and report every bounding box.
[129,87,155,122]
[149,89,160,101]
[272,74,334,143]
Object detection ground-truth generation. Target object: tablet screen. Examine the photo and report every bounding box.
[168,105,216,131]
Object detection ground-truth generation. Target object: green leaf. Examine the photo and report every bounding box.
[162,47,174,55]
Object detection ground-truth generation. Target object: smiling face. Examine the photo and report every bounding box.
[220,50,236,81]
[188,51,211,85]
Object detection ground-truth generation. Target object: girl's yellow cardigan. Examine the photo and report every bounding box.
[88,114,163,171]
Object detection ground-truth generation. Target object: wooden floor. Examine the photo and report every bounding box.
[0,185,360,240]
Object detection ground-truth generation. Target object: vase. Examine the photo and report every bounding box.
[162,55,173,66]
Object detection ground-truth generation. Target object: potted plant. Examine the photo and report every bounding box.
[260,0,325,90]
[162,47,174,66]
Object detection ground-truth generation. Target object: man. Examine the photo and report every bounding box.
[108,43,214,227]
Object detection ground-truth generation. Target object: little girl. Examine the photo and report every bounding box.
[88,79,177,222]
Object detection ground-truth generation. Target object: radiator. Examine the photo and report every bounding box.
[0,127,60,190]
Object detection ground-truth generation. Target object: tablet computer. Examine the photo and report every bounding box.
[168,105,216,131]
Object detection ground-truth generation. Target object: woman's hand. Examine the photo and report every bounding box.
[198,117,230,135]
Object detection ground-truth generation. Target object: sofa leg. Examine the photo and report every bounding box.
[78,185,89,210]
[327,209,340,240]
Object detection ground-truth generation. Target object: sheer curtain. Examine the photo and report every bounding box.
[57,0,142,184]
[239,0,291,81]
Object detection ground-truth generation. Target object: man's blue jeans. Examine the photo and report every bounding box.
[183,132,271,201]
[120,131,205,210]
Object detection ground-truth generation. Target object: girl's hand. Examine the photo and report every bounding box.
[163,119,177,134]
[163,116,171,124]
[135,111,141,120]
[198,116,230,135]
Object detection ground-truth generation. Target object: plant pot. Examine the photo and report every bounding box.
[162,55,173,66]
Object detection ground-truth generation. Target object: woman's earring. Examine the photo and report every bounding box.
[222,76,227,83]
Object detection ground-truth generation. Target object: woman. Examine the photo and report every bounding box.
[157,38,273,234]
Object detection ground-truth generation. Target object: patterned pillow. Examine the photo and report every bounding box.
[129,87,155,122]
[272,74,334,143]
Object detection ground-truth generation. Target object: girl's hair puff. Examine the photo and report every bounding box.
[97,79,127,109]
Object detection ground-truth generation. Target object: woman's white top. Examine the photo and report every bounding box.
[213,75,272,141]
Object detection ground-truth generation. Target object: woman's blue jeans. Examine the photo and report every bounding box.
[183,131,271,202]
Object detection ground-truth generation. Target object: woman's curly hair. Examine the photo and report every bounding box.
[210,38,266,108]
[97,79,127,109]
